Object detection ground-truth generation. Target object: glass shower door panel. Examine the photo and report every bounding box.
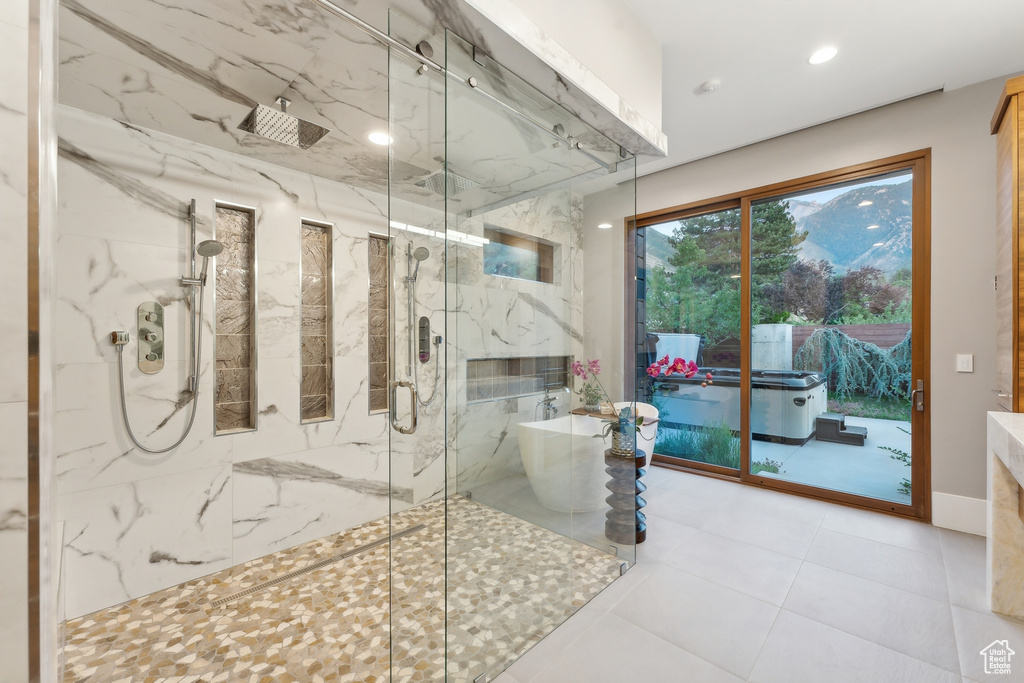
[387,12,449,681]
[444,28,578,682]
[748,171,914,505]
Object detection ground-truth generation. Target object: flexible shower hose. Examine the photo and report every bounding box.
[408,273,441,407]
[115,283,206,454]
[414,336,441,407]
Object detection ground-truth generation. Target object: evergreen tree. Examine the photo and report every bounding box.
[645,201,805,345]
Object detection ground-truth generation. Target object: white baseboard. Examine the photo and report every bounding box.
[932,491,987,536]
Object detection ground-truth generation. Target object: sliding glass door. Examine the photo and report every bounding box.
[642,205,742,475]
[746,167,922,511]
[637,152,930,519]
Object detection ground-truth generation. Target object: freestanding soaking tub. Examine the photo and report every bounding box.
[517,414,610,512]
[657,368,827,444]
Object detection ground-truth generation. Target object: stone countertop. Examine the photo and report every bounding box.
[987,411,1024,485]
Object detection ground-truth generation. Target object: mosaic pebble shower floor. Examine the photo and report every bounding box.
[62,495,622,682]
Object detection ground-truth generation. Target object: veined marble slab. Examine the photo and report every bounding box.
[986,411,1024,618]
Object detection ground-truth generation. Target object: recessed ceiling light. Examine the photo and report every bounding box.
[866,224,880,230]
[808,46,838,65]
[858,200,873,207]
[597,223,613,230]
[368,131,393,145]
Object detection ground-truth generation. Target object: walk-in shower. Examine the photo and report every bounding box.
[53,0,638,680]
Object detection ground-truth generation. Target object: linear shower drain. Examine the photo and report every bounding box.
[209,523,427,608]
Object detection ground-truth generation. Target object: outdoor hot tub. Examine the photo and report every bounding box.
[656,368,827,444]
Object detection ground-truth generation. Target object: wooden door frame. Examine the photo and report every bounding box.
[626,150,932,521]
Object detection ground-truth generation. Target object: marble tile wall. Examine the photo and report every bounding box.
[214,205,256,432]
[0,0,31,679]
[452,191,585,494]
[300,222,333,422]
[54,106,444,618]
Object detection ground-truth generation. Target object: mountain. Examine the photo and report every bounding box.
[787,199,822,222]
[792,180,913,275]
[642,181,912,277]
[645,227,676,271]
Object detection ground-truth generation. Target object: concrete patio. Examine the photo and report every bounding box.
[752,416,913,504]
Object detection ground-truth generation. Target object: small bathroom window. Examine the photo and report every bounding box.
[483,226,555,283]
[214,203,257,433]
[300,220,334,422]
[368,234,389,413]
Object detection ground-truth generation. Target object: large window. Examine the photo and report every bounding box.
[632,151,931,519]
[643,205,742,474]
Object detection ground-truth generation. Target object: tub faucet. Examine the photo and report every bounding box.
[537,391,559,421]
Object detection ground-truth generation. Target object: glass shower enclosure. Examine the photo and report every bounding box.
[53,0,637,680]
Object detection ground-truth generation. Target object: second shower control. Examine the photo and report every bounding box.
[138,301,165,374]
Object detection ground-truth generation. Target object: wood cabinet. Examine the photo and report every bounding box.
[993,76,1024,411]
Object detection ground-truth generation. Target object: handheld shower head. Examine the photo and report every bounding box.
[196,240,225,283]
[197,240,224,258]
[410,246,430,281]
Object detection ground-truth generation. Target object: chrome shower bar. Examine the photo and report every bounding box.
[187,198,197,393]
[310,0,443,71]
[310,0,621,171]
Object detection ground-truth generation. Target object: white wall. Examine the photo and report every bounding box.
[587,76,1011,504]
[503,0,662,129]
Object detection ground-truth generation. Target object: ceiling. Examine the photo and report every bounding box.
[58,0,622,215]
[622,0,1024,174]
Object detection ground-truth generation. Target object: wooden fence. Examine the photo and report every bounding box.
[699,323,911,369]
[791,323,911,361]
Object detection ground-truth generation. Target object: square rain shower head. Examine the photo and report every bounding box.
[238,98,331,150]
[416,166,480,196]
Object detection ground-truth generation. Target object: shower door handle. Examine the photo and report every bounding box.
[390,380,418,435]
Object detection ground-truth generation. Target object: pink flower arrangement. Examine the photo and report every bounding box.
[572,358,609,407]
[647,356,713,387]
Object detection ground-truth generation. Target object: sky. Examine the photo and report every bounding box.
[648,172,912,236]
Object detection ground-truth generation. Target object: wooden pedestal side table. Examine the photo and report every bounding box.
[604,448,647,545]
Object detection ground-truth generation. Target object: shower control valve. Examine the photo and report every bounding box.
[110,330,130,346]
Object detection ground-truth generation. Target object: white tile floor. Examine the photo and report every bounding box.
[494,466,1024,683]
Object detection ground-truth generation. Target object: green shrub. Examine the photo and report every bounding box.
[795,328,911,400]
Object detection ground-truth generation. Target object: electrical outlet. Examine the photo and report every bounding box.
[956,354,974,373]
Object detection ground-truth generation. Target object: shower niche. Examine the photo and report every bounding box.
[214,203,257,433]
[300,220,334,422]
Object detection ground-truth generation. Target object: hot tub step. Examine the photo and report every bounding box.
[815,412,867,446]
